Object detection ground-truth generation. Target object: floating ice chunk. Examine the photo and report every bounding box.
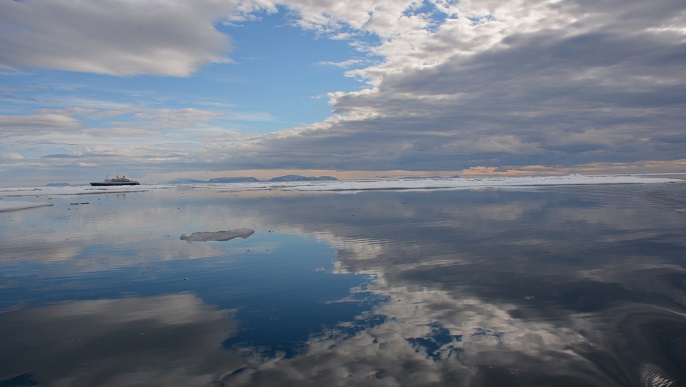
[0,200,54,212]
[281,174,683,192]
[180,228,255,242]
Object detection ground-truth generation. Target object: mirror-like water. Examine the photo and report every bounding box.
[1,184,685,386]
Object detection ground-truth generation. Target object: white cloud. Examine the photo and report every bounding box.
[2,0,685,179]
[134,108,222,128]
[0,0,234,76]
[0,114,81,133]
[218,0,686,171]
[0,152,24,161]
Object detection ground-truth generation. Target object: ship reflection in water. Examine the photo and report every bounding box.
[1,183,685,386]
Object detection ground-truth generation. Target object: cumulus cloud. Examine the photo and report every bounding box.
[0,0,233,76]
[220,0,686,171]
[2,0,684,178]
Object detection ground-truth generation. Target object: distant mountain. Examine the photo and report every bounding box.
[167,178,207,184]
[208,177,260,183]
[45,183,73,187]
[166,175,339,184]
[400,176,446,180]
[269,175,338,182]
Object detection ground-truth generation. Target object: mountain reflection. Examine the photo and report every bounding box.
[1,185,685,386]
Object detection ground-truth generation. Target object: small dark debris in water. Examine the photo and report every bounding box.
[80,202,89,205]
[70,203,79,205]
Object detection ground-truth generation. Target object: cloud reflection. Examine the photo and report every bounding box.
[216,186,686,385]
[2,185,685,385]
[0,293,241,386]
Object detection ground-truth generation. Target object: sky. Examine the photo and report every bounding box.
[0,0,684,186]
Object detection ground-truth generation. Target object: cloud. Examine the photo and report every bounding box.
[0,152,24,161]
[218,0,686,171]
[0,114,81,133]
[134,108,223,129]
[1,0,684,180]
[0,0,233,76]
[315,58,368,68]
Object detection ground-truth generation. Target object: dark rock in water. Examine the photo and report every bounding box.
[180,228,255,242]
[208,177,260,183]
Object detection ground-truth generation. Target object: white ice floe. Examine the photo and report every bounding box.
[0,175,682,197]
[269,174,683,192]
[180,228,255,242]
[0,200,54,212]
[0,184,156,198]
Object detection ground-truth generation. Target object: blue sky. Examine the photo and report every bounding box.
[1,0,685,186]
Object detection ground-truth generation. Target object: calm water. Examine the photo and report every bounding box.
[1,184,686,386]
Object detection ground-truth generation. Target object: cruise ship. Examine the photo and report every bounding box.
[90,175,140,186]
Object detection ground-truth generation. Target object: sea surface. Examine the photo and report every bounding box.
[1,181,685,386]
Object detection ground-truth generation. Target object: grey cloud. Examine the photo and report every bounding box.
[0,0,232,76]
[223,0,686,171]
[2,0,684,177]
[42,153,81,159]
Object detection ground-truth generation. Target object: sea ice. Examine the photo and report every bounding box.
[0,174,682,197]
[0,200,54,212]
[180,228,255,242]
[282,174,683,192]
